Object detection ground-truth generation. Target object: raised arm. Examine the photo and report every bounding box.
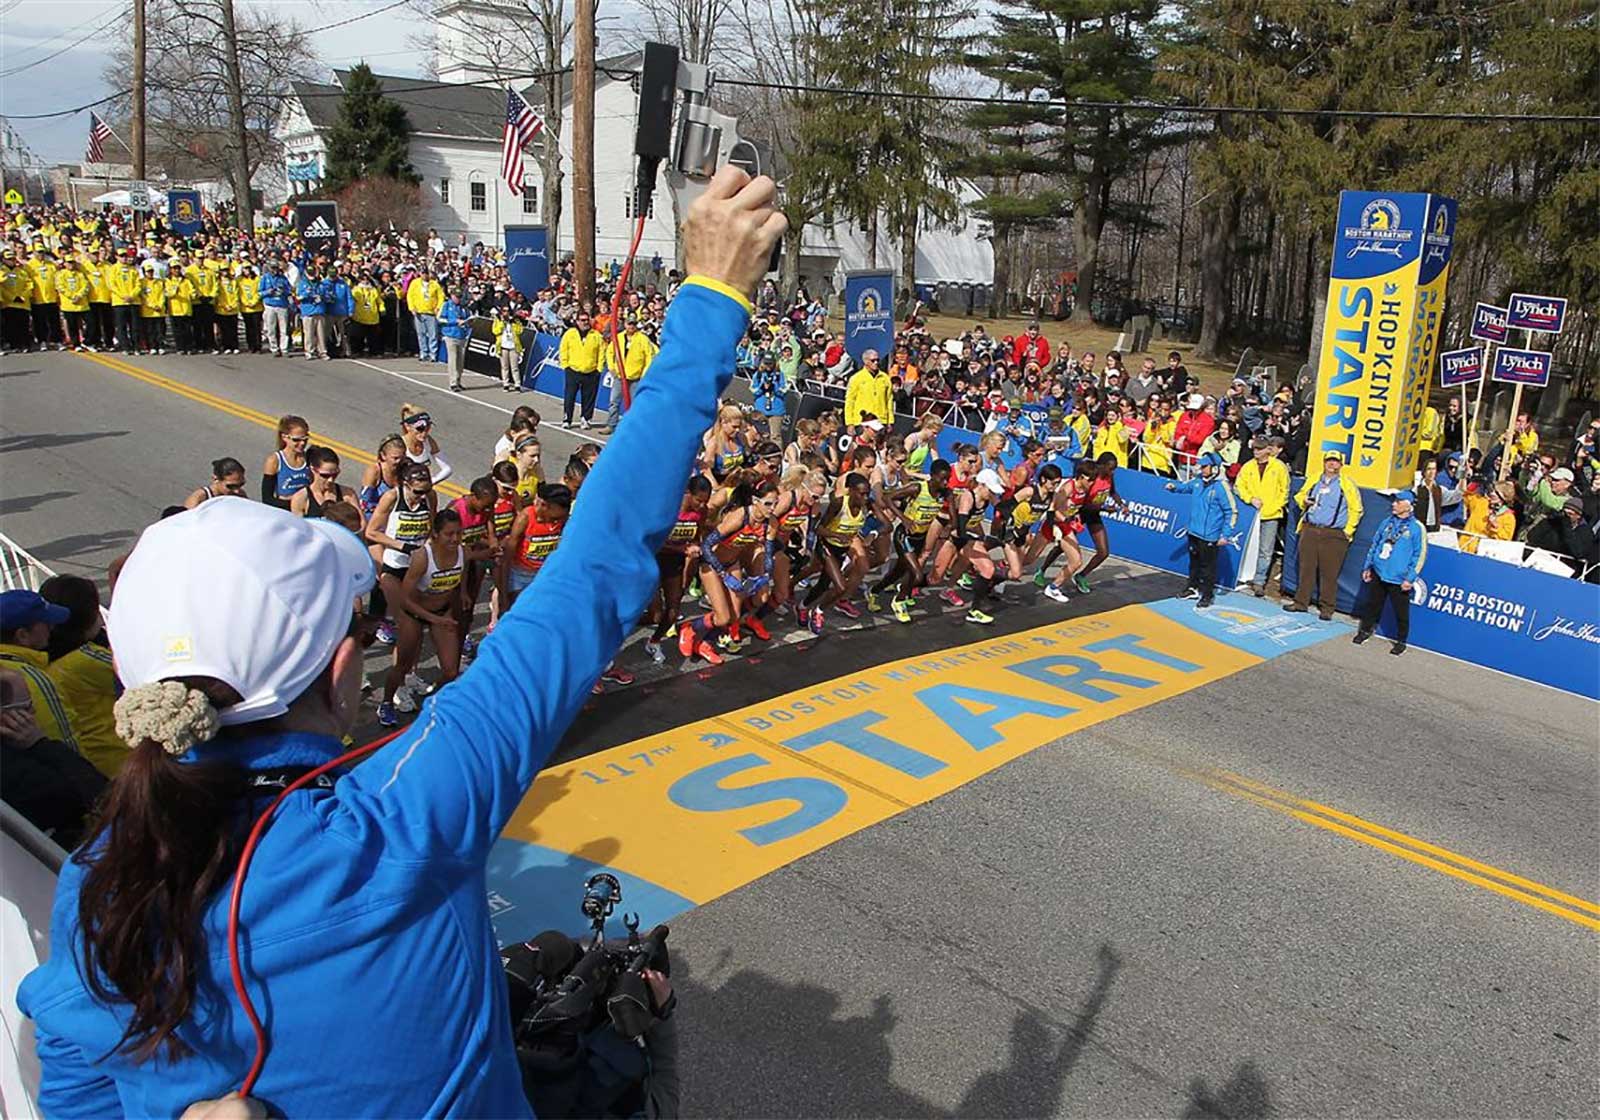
[328,168,785,866]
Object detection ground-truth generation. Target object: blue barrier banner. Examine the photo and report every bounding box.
[504,224,550,298]
[168,189,202,237]
[1366,546,1600,700]
[1098,468,1258,589]
[521,330,611,413]
[843,269,895,364]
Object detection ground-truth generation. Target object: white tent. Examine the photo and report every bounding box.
[89,188,168,207]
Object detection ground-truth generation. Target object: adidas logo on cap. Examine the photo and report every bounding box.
[304,216,335,237]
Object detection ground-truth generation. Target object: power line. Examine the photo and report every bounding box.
[301,0,411,36]
[0,3,128,79]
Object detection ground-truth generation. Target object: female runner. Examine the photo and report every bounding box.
[260,414,311,510]
[1073,451,1124,590]
[868,458,950,623]
[904,414,944,477]
[799,472,873,634]
[290,446,362,519]
[769,465,827,618]
[678,480,779,664]
[932,465,1004,625]
[358,434,407,520]
[510,434,543,504]
[1033,462,1095,602]
[400,403,454,484]
[449,475,502,657]
[376,507,465,728]
[497,482,572,608]
[643,476,713,664]
[182,457,247,508]
[864,441,913,604]
[364,461,437,676]
[701,402,750,483]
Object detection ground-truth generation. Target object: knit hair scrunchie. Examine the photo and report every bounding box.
[113,680,222,757]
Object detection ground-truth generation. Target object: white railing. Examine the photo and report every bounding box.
[0,532,58,593]
[1429,526,1597,581]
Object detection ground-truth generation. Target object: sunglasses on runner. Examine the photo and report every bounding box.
[408,414,432,429]
[316,470,340,480]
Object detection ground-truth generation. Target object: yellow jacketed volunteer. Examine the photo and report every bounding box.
[214,274,239,315]
[1234,453,1290,520]
[0,643,76,749]
[139,272,167,317]
[166,274,195,317]
[558,323,605,372]
[844,360,894,425]
[1419,405,1445,458]
[185,262,219,300]
[606,328,658,382]
[84,259,112,304]
[406,275,444,315]
[1141,416,1177,475]
[2,264,31,311]
[1294,469,1364,537]
[107,259,143,306]
[55,266,90,313]
[47,642,127,778]
[352,281,382,325]
[1092,420,1130,467]
[26,255,57,304]
[238,275,263,313]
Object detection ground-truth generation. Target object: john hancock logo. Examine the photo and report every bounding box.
[508,244,547,265]
[1344,197,1412,260]
[849,286,891,337]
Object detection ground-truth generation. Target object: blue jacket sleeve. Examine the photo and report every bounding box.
[1170,478,1199,495]
[1404,521,1427,583]
[1363,520,1387,571]
[323,281,749,866]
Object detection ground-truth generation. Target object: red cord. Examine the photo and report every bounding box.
[609,214,650,413]
[228,727,404,1097]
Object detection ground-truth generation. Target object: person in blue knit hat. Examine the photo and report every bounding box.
[1353,488,1428,655]
[1166,451,1239,608]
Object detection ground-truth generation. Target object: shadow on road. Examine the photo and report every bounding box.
[1181,1060,1273,1119]
[0,430,131,454]
[0,489,77,517]
[32,529,136,567]
[677,941,1131,1118]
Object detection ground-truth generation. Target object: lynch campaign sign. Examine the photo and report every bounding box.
[1505,292,1567,335]
[843,269,895,364]
[1490,347,1553,387]
[1439,346,1483,388]
[1469,302,1509,344]
[503,224,549,297]
[1309,191,1456,491]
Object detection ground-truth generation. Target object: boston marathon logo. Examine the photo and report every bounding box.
[1343,198,1412,260]
[1422,203,1452,266]
[173,197,198,223]
[848,288,891,338]
[1414,579,1529,632]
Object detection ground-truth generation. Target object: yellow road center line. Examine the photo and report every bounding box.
[1215,770,1600,917]
[1193,770,1600,932]
[75,352,468,499]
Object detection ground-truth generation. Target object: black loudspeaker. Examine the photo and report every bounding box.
[636,43,679,163]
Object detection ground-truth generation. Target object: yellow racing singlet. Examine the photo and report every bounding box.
[903,482,942,533]
[821,499,866,546]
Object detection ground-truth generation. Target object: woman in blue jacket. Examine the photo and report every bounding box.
[439,286,473,393]
[1353,488,1428,655]
[18,166,787,1119]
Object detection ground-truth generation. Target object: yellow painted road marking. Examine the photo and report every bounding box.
[1197,769,1600,932]
[75,351,468,498]
[507,605,1261,905]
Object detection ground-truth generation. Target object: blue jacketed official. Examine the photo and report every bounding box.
[1353,488,1428,655]
[18,167,788,1118]
[1167,451,1240,608]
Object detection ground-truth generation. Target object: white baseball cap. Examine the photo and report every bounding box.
[1187,393,1205,409]
[108,500,376,726]
[975,468,1008,496]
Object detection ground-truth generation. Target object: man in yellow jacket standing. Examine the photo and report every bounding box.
[558,309,605,429]
[844,349,893,427]
[1285,449,1364,620]
[406,271,444,362]
[603,315,657,431]
[1234,436,1291,597]
[26,245,61,351]
[107,248,144,354]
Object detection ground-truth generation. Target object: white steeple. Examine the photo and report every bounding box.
[433,0,539,86]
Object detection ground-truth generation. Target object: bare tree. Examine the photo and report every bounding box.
[105,0,312,214]
[632,0,733,65]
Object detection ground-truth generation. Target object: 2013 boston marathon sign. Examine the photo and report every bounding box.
[1311,191,1456,490]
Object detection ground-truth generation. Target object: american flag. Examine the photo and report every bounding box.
[501,88,544,196]
[86,112,114,163]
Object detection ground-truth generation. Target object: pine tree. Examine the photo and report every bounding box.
[968,0,1163,323]
[324,63,419,191]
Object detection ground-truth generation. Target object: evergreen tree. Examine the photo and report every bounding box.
[324,63,419,191]
[968,0,1162,323]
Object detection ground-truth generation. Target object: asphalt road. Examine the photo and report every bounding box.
[4,347,1597,1117]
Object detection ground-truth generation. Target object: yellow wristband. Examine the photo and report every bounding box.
[682,275,754,315]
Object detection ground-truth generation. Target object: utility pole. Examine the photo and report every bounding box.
[132,0,147,181]
[572,0,596,305]
[218,0,254,228]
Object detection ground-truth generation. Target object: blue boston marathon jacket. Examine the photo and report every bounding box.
[18,278,752,1119]
[1363,512,1428,584]
[1170,474,1239,542]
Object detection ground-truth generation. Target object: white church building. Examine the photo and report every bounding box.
[273,0,992,291]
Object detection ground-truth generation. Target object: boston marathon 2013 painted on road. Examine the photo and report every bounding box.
[483,599,1344,944]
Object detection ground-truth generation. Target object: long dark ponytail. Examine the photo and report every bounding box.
[75,677,245,1063]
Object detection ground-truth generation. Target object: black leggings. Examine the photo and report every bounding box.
[1358,577,1411,641]
[1186,534,1219,600]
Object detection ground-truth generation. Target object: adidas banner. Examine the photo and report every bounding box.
[296,201,341,251]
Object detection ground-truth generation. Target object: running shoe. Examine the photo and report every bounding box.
[957,573,974,590]
[695,640,724,666]
[965,608,995,625]
[864,590,881,612]
[678,622,697,658]
[1196,597,1214,610]
[1044,584,1070,604]
[717,632,746,654]
[1073,574,1091,594]
[376,701,399,727]
[1032,571,1049,589]
[592,681,605,695]
[891,598,912,624]
[404,671,428,694]
[644,639,666,665]
[461,635,479,659]
[744,615,771,641]
[939,588,966,608]
[808,607,825,635]
[393,685,418,714]
[601,663,635,685]
[1180,587,1200,600]
[835,599,861,619]
[375,619,395,647]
